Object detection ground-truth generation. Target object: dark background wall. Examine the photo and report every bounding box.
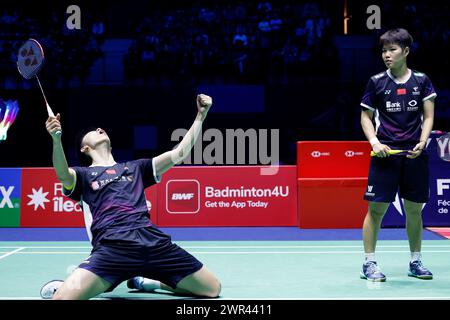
[0,0,449,167]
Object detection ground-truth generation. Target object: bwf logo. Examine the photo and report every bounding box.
[166,180,200,214]
[172,193,195,200]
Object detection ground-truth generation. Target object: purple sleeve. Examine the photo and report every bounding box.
[422,75,437,102]
[360,78,376,111]
[136,158,160,188]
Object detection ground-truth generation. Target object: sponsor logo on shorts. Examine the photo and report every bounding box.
[365,185,375,197]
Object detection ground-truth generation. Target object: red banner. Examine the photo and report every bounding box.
[17,166,297,227]
[20,168,84,227]
[297,142,371,228]
[143,184,158,225]
[297,141,371,178]
[156,166,298,226]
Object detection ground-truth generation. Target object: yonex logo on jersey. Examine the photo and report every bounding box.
[384,90,391,95]
[397,88,406,95]
[172,193,195,200]
[91,172,98,176]
[368,186,373,192]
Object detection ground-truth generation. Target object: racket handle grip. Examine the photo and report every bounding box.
[46,104,55,118]
[46,104,62,135]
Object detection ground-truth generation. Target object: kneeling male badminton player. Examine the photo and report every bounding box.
[44,94,221,299]
[360,28,436,282]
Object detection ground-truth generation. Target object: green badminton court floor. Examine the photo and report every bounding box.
[1,240,450,300]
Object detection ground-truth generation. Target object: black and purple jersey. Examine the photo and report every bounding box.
[360,69,437,148]
[64,158,160,246]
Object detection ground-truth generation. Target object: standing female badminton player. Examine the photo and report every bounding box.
[44,94,221,299]
[359,28,436,282]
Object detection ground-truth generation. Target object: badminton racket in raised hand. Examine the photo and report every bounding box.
[17,38,61,135]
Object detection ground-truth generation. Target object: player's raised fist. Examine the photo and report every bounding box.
[196,94,212,114]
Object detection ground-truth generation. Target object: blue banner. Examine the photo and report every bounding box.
[382,132,450,227]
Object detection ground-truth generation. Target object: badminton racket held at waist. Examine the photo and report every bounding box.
[370,149,409,157]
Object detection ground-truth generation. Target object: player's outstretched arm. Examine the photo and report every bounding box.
[45,113,75,188]
[154,94,212,176]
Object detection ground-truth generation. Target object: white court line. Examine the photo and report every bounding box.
[225,297,450,300]
[0,296,449,300]
[0,247,25,260]
[2,250,450,255]
[0,297,41,300]
[1,244,450,249]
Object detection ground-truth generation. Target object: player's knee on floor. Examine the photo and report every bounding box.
[198,278,221,298]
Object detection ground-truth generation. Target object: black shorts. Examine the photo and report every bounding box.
[364,153,429,203]
[78,225,203,292]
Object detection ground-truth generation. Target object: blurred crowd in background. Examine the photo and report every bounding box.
[0,0,448,167]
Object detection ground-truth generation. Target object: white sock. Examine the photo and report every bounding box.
[411,252,422,263]
[364,253,376,263]
[141,278,161,291]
